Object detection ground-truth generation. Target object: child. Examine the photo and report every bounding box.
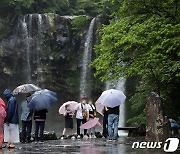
[61,104,74,139]
[34,109,48,143]
[0,98,6,149]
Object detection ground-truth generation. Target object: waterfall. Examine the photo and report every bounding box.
[36,14,44,85]
[115,79,128,136]
[79,18,96,98]
[21,15,32,83]
[20,14,46,85]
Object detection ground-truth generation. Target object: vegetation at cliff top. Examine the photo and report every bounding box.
[72,16,91,32]
[0,0,117,17]
[92,0,180,125]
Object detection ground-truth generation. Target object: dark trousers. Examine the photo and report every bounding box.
[35,121,45,141]
[103,115,108,136]
[21,120,32,142]
[77,119,87,135]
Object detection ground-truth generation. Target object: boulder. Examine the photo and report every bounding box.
[145,92,170,142]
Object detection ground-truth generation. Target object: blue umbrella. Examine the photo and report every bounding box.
[27,89,58,110]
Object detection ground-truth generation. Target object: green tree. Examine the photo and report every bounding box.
[92,0,180,124]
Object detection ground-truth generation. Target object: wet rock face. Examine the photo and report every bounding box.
[0,14,88,102]
[145,92,170,142]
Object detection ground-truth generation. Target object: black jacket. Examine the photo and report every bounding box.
[34,109,48,120]
[108,106,120,115]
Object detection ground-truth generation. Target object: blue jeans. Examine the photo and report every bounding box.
[108,114,119,140]
[35,121,45,141]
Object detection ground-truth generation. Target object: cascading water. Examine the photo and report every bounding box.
[115,79,128,136]
[36,14,44,85]
[21,15,32,83]
[79,18,96,98]
[20,14,46,85]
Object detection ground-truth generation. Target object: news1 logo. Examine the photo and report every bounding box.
[163,138,179,152]
[132,138,179,152]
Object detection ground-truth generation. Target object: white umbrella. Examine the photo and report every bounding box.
[13,84,41,95]
[59,101,79,115]
[96,89,126,108]
[95,101,104,116]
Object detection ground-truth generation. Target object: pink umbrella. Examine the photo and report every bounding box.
[80,118,102,129]
[95,101,104,116]
[59,101,78,115]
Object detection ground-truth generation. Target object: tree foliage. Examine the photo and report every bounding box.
[92,0,180,124]
[0,0,117,17]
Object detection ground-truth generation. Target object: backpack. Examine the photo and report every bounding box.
[89,105,95,118]
[81,104,87,119]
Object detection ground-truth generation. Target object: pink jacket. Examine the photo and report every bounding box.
[0,98,6,119]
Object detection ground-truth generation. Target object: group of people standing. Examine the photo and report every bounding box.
[0,89,48,149]
[62,95,120,142]
[61,96,97,139]
[0,89,121,149]
[21,92,48,144]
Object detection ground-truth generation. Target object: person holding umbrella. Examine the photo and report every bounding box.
[75,96,89,139]
[61,104,75,140]
[21,93,33,143]
[3,89,20,148]
[27,89,58,143]
[107,106,120,142]
[95,89,126,142]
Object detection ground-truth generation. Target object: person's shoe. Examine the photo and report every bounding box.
[92,135,96,139]
[1,145,6,148]
[113,138,118,142]
[71,136,75,140]
[89,135,92,139]
[77,135,81,139]
[26,138,32,143]
[61,136,64,140]
[107,139,113,142]
[21,140,26,143]
[26,140,31,143]
[83,135,89,139]
[35,141,38,144]
[39,140,44,144]
[8,144,15,148]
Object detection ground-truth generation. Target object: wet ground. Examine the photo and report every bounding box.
[1,137,179,154]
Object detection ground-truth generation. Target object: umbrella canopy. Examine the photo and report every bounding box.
[80,118,102,129]
[27,89,57,110]
[59,101,78,115]
[96,89,126,108]
[13,84,41,95]
[95,101,104,116]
